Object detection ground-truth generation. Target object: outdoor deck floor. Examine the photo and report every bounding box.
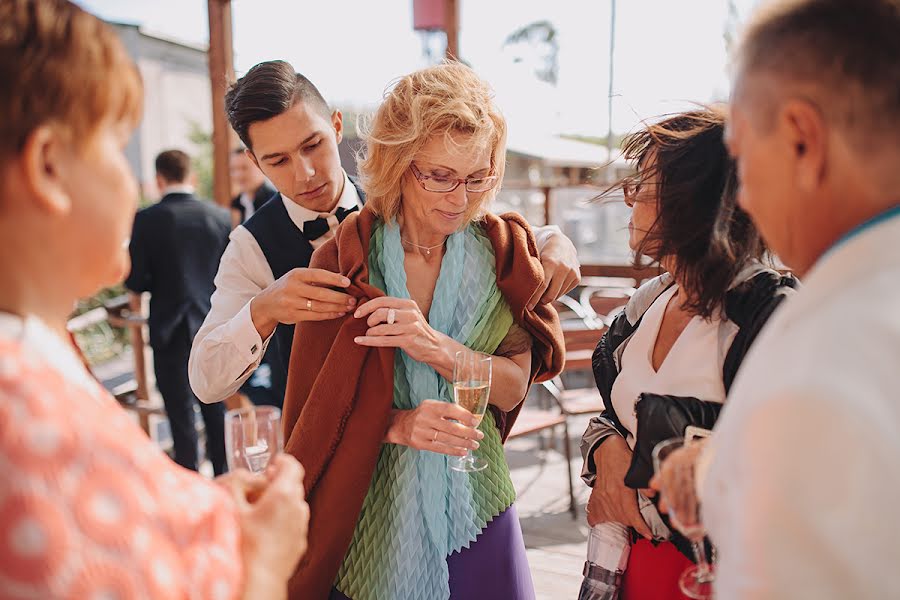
[506,414,592,600]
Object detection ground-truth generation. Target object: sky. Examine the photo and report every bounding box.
[76,0,759,138]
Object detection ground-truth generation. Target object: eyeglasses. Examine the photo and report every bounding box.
[621,175,657,199]
[409,163,498,193]
[621,176,643,198]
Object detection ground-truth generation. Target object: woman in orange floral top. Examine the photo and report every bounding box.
[0,1,309,598]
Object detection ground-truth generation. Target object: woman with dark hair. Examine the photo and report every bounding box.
[578,108,797,599]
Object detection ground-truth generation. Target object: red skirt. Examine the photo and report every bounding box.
[621,539,694,600]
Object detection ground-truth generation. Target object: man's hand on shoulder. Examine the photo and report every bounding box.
[531,225,582,310]
[249,268,356,339]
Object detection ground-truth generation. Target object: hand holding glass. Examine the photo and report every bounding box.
[652,437,715,599]
[225,406,283,473]
[449,351,491,473]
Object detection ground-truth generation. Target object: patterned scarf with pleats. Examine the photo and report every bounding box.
[333,220,519,600]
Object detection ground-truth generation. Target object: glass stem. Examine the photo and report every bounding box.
[690,541,713,583]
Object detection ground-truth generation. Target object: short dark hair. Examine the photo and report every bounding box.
[612,108,768,319]
[224,60,331,151]
[737,0,900,155]
[155,149,191,184]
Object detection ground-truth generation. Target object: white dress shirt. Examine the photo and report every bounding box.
[188,173,361,404]
[701,211,900,599]
[161,184,195,196]
[238,191,256,221]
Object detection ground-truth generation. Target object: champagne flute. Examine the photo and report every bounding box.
[652,437,715,599]
[449,350,492,473]
[225,406,283,473]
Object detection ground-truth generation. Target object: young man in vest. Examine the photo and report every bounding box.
[189,60,582,406]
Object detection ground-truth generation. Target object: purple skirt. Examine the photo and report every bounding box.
[330,504,535,600]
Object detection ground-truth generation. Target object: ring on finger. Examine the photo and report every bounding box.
[432,429,439,443]
[387,308,396,325]
[306,299,313,310]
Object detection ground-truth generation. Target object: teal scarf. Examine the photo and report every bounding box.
[334,220,518,600]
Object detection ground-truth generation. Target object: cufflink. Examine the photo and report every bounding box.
[251,344,258,354]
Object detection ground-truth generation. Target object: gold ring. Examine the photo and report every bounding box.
[306,299,313,310]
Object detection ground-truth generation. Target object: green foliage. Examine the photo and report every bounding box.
[188,121,215,200]
[503,20,560,85]
[71,284,129,365]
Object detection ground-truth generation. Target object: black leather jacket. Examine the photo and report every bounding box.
[579,265,798,561]
[581,266,799,487]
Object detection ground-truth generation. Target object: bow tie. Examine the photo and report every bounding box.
[302,205,359,241]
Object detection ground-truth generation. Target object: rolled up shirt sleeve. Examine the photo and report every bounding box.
[580,413,624,487]
[189,226,276,403]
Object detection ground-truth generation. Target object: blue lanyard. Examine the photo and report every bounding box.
[827,204,900,254]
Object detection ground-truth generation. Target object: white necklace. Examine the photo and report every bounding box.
[400,236,446,256]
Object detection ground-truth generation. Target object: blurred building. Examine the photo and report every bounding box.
[108,21,212,198]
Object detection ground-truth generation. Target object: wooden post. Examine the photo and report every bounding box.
[605,0,617,170]
[207,0,236,208]
[444,0,459,60]
[542,185,552,226]
[127,293,150,400]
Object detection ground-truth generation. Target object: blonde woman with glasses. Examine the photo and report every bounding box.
[280,62,565,600]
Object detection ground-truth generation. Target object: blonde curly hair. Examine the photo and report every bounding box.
[357,62,507,223]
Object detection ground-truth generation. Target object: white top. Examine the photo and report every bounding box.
[611,285,737,449]
[702,212,900,599]
[188,172,361,404]
[160,184,195,196]
[238,191,256,221]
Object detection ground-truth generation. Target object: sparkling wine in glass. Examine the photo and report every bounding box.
[225,406,283,473]
[449,351,491,473]
[652,437,715,599]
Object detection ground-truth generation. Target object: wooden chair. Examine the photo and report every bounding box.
[561,326,607,372]
[579,285,634,326]
[553,294,604,330]
[508,398,577,518]
[542,376,604,417]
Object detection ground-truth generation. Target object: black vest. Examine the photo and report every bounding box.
[243,177,366,405]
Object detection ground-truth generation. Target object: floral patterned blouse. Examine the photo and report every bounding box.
[0,313,243,599]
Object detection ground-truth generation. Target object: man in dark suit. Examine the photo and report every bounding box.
[126,149,231,474]
[229,146,276,228]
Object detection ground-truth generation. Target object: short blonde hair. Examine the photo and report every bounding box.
[358,62,507,223]
[0,0,143,159]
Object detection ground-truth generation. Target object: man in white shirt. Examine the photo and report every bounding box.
[189,60,582,406]
[654,0,900,597]
[229,147,276,228]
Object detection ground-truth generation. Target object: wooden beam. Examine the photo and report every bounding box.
[542,186,551,227]
[580,262,662,282]
[207,0,236,208]
[444,0,459,60]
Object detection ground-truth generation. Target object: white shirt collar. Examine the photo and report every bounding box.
[0,312,98,393]
[281,172,361,233]
[161,184,195,196]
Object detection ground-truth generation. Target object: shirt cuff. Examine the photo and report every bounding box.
[230,300,268,365]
